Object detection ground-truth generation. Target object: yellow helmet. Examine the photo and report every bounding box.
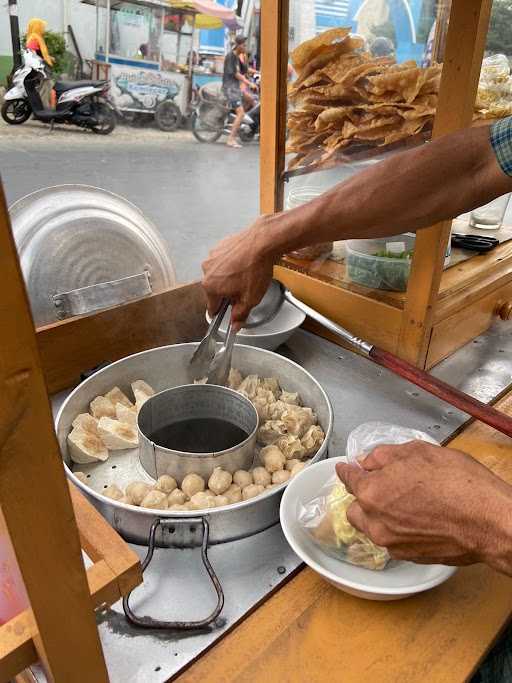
[27,18,48,37]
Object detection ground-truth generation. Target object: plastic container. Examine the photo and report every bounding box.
[285,187,333,259]
[346,235,415,292]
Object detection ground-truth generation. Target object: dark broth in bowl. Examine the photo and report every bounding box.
[149,418,249,454]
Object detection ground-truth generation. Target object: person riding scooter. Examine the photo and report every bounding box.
[222,35,257,148]
[25,18,54,66]
[25,18,54,107]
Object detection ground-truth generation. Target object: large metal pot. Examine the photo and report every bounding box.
[56,343,333,548]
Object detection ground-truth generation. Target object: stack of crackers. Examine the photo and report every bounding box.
[287,28,442,171]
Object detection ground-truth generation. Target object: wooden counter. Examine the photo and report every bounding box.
[176,393,512,683]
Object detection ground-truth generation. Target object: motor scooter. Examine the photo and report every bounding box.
[2,50,116,134]
[191,74,260,144]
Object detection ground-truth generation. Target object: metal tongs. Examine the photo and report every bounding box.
[189,299,237,386]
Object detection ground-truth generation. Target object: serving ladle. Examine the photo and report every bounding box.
[248,280,512,438]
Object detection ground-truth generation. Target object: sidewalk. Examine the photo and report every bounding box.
[0,118,193,145]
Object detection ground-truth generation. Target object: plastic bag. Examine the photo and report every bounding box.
[346,421,439,465]
[299,473,390,570]
[476,54,512,119]
[480,54,510,83]
[298,422,439,572]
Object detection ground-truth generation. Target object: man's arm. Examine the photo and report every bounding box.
[202,122,512,323]
[262,124,512,253]
[235,69,252,88]
[336,442,512,575]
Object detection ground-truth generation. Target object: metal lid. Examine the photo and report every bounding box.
[10,185,176,326]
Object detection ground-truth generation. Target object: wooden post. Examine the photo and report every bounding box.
[398,0,493,367]
[260,0,289,215]
[0,184,109,681]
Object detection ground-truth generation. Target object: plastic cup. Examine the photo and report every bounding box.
[470,193,511,230]
[285,187,333,259]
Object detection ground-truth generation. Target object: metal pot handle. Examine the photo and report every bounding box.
[122,516,224,630]
[52,271,152,319]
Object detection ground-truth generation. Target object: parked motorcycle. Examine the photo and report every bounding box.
[2,50,116,135]
[191,79,260,144]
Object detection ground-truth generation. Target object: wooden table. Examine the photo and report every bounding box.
[176,393,512,683]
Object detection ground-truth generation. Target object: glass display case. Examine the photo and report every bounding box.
[261,0,512,369]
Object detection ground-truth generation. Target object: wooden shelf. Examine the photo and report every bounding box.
[283,131,430,181]
[277,219,512,368]
[281,254,407,309]
[282,222,512,316]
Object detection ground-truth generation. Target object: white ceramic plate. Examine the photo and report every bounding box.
[206,301,306,351]
[280,456,457,601]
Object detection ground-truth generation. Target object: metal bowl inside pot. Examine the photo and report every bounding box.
[56,343,333,547]
[138,384,258,481]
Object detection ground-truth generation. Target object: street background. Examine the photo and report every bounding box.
[0,120,260,284]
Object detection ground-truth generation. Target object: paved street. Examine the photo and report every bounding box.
[0,120,259,283]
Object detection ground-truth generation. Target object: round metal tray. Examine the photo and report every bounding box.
[10,185,176,326]
[56,343,333,548]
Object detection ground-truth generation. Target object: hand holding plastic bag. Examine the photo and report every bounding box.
[346,421,438,465]
[299,473,389,570]
[299,422,439,571]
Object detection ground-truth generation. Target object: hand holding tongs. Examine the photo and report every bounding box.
[189,299,237,386]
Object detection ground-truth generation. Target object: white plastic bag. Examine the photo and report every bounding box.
[476,54,512,118]
[480,54,510,83]
[298,473,390,570]
[346,421,439,465]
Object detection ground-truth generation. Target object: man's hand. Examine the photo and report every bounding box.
[202,216,276,327]
[336,441,512,574]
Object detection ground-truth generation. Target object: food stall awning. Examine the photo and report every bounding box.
[82,0,238,24]
[169,0,241,29]
[82,0,171,9]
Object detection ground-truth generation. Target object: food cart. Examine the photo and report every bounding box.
[269,1,512,372]
[3,0,512,681]
[84,0,240,128]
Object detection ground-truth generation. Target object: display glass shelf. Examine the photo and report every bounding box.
[281,0,512,300]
